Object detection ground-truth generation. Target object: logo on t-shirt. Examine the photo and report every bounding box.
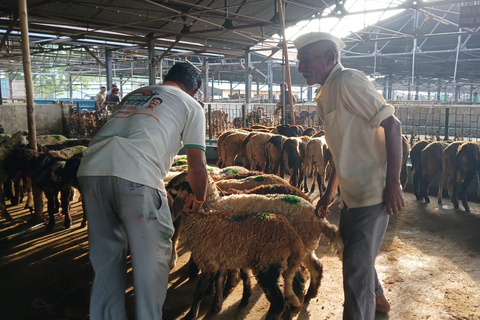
[113,89,162,121]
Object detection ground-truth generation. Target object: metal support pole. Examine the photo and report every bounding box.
[470,85,474,103]
[0,79,2,105]
[437,78,442,101]
[387,74,393,100]
[245,49,252,104]
[208,103,212,139]
[415,75,420,100]
[444,108,450,140]
[203,58,209,102]
[307,87,313,101]
[230,81,233,100]
[268,62,273,103]
[147,36,156,85]
[256,81,260,102]
[211,76,214,102]
[69,74,73,101]
[105,48,113,89]
[411,9,418,101]
[453,30,461,102]
[19,0,37,151]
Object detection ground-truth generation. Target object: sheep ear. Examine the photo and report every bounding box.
[171,195,185,221]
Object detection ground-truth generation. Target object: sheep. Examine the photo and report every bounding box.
[0,131,29,220]
[215,173,290,191]
[5,148,86,228]
[420,141,449,203]
[452,142,480,212]
[410,140,433,200]
[244,132,275,172]
[179,207,304,320]
[48,146,87,159]
[223,184,311,202]
[302,127,317,137]
[210,166,250,179]
[215,130,236,167]
[275,124,303,137]
[280,136,310,188]
[300,136,328,194]
[265,135,286,175]
[222,131,250,167]
[36,134,68,145]
[167,173,343,302]
[438,141,464,204]
[42,138,91,150]
[212,170,264,181]
[400,135,409,189]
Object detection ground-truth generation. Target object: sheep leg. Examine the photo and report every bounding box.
[438,171,448,204]
[80,191,87,228]
[212,270,226,313]
[0,190,13,221]
[420,174,432,203]
[477,171,480,199]
[223,269,240,298]
[298,167,307,193]
[46,192,57,230]
[239,269,252,307]
[460,172,475,213]
[31,187,44,224]
[187,257,200,282]
[282,269,306,320]
[3,179,14,204]
[60,188,72,229]
[170,219,181,270]
[183,272,216,320]
[304,253,324,302]
[256,265,286,320]
[24,177,34,212]
[452,174,461,209]
[413,169,422,200]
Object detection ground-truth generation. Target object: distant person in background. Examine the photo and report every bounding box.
[106,87,121,111]
[474,92,478,105]
[95,86,107,112]
[275,82,297,124]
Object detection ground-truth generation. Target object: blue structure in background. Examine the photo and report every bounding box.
[33,99,96,111]
[1,79,8,98]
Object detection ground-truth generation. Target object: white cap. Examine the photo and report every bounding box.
[293,32,346,51]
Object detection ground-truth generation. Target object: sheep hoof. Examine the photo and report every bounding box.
[211,303,222,314]
[64,218,72,229]
[424,197,430,203]
[415,195,423,201]
[437,199,442,205]
[285,293,301,308]
[80,219,87,228]
[239,296,250,307]
[46,221,55,231]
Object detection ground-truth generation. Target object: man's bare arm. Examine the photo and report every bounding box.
[380,115,405,215]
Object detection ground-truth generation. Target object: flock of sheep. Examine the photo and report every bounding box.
[2,121,480,319]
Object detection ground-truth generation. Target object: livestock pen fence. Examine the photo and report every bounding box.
[50,100,480,142]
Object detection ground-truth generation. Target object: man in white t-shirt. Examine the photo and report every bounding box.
[294,33,405,320]
[95,86,107,112]
[78,62,207,320]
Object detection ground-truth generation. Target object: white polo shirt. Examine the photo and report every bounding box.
[77,84,206,193]
[316,63,395,208]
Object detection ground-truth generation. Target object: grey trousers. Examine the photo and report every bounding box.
[79,176,175,320]
[339,202,389,320]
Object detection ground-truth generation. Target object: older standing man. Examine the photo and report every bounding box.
[95,85,107,112]
[294,32,405,320]
[78,62,208,320]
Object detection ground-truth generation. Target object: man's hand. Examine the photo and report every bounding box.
[184,195,203,214]
[315,192,336,218]
[383,180,405,215]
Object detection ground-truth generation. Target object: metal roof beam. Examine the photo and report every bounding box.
[0,12,18,51]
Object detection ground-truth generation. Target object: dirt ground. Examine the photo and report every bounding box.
[1,188,480,320]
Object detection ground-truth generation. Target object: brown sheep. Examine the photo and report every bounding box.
[400,135,409,189]
[452,142,480,212]
[223,184,311,202]
[265,135,285,175]
[215,174,290,191]
[420,141,449,203]
[222,131,250,167]
[215,130,236,168]
[301,136,328,194]
[438,141,464,204]
[280,136,310,188]
[410,140,433,200]
[244,132,274,172]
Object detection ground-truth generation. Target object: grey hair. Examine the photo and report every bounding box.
[319,40,341,62]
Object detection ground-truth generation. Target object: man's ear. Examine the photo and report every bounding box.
[326,51,336,67]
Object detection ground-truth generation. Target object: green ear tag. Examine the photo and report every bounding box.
[254,175,264,182]
[230,169,238,174]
